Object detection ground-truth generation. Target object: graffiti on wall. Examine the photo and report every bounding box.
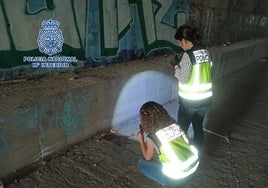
[86,0,189,66]
[0,133,8,154]
[190,0,268,45]
[50,91,90,136]
[0,91,90,154]
[0,117,9,154]
[0,0,189,70]
[38,91,90,137]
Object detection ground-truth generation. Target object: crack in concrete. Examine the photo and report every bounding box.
[204,128,242,188]
[225,135,242,188]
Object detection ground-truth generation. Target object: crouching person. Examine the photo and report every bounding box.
[137,101,199,188]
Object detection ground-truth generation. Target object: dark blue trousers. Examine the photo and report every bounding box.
[178,97,211,149]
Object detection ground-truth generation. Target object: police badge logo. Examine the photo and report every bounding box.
[37,19,64,56]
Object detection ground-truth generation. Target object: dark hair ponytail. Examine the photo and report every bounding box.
[174,24,201,45]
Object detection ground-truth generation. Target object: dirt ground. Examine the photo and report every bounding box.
[1,57,268,188]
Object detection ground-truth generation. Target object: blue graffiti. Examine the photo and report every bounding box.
[50,91,90,136]
[0,92,90,155]
[10,107,38,132]
[0,118,8,154]
[0,117,4,123]
[0,133,8,154]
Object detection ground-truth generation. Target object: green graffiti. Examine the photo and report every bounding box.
[0,0,15,50]
[26,0,55,14]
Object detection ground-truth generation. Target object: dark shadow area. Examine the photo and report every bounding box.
[203,59,268,154]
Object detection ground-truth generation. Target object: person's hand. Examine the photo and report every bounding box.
[137,131,144,143]
[174,64,180,70]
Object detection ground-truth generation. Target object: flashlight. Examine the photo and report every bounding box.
[139,124,144,133]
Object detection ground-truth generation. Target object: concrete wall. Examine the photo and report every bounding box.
[0,37,268,178]
[0,0,189,77]
[0,57,177,178]
[189,0,268,45]
[0,0,268,80]
[211,37,268,80]
[0,0,268,180]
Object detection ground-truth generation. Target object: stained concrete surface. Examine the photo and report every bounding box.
[2,59,268,188]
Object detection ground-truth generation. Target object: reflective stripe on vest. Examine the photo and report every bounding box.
[179,48,212,100]
[155,124,199,179]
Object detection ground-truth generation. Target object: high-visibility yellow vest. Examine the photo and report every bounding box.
[155,124,199,179]
[179,47,212,100]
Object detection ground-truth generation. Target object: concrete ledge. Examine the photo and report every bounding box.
[210,37,268,80]
[0,37,268,178]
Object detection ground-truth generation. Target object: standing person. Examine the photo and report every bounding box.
[173,24,213,149]
[137,101,199,188]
